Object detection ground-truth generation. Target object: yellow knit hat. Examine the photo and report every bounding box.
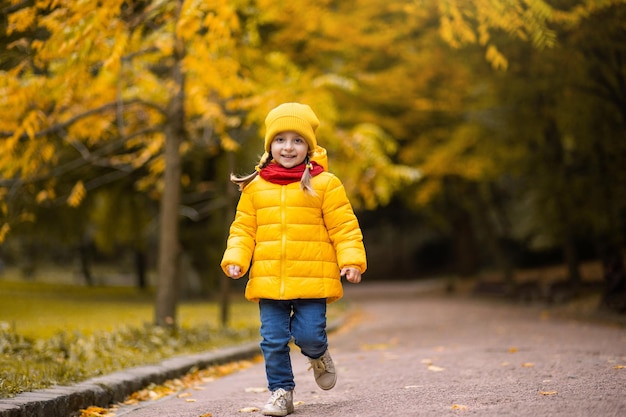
[264,103,319,153]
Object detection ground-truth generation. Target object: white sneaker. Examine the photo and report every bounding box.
[262,388,294,416]
[308,350,337,390]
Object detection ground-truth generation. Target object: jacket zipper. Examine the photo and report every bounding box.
[280,186,287,298]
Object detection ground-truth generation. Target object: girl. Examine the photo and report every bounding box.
[221,102,366,416]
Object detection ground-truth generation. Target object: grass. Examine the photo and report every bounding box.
[0,273,348,399]
[0,279,259,339]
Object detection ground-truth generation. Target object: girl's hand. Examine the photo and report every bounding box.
[227,264,242,278]
[341,267,362,284]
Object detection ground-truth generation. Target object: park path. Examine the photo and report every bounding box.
[112,281,626,417]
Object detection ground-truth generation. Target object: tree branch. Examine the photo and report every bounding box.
[0,125,164,188]
[0,99,167,140]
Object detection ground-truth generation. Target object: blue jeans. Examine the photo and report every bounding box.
[259,298,328,391]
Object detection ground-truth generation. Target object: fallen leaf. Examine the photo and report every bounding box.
[178,392,192,398]
[404,385,422,389]
[427,365,445,372]
[199,413,212,417]
[185,399,197,403]
[239,407,259,412]
[451,404,468,410]
[508,347,518,353]
[521,362,534,368]
[540,391,558,396]
[244,387,267,393]
[360,343,392,351]
[613,365,625,369]
[294,401,305,406]
[420,358,433,365]
[79,407,113,417]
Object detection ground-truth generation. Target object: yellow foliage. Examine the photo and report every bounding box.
[220,135,240,152]
[485,45,508,70]
[1,0,621,232]
[6,6,36,34]
[67,181,87,208]
[0,223,10,244]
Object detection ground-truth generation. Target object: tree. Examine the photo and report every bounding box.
[1,0,256,326]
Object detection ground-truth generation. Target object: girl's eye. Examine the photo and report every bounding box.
[294,138,303,143]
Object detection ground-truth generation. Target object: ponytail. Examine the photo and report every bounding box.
[300,156,316,196]
[230,153,272,191]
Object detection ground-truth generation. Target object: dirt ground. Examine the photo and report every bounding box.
[109,279,626,417]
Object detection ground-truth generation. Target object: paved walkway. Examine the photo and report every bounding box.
[110,282,626,417]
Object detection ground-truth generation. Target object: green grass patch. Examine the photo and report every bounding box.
[0,280,262,398]
[0,280,258,338]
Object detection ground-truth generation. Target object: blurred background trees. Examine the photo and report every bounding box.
[1,0,625,324]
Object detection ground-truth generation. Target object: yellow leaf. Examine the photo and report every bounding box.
[614,365,625,369]
[36,190,49,203]
[451,404,468,410]
[0,223,10,244]
[239,407,259,413]
[508,347,518,353]
[427,365,445,372]
[79,406,113,417]
[521,362,534,368]
[220,135,240,152]
[539,391,558,396]
[360,343,391,351]
[67,181,86,207]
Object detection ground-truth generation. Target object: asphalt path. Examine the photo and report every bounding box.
[113,281,626,417]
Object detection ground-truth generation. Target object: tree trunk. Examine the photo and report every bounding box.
[78,238,93,286]
[220,152,235,328]
[600,241,626,313]
[562,235,581,286]
[135,249,147,290]
[451,210,479,277]
[155,0,185,327]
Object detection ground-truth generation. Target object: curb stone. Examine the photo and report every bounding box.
[0,341,261,417]
[0,317,348,417]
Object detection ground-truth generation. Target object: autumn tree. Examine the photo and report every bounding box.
[0,0,258,326]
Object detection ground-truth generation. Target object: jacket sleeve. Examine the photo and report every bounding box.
[322,176,367,273]
[220,190,256,277]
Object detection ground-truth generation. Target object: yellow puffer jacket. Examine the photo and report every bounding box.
[221,149,366,303]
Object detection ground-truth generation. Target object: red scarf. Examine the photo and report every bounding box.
[259,161,324,185]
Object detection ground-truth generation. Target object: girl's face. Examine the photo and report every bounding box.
[270,131,309,168]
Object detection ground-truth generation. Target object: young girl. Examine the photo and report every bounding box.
[221,102,367,416]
